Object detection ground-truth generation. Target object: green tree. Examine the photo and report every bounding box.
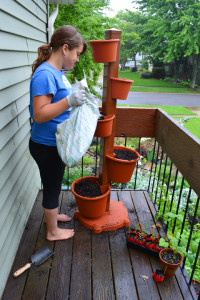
[134,0,200,87]
[50,0,113,94]
[113,10,147,70]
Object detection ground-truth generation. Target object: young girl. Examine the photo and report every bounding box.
[29,25,87,241]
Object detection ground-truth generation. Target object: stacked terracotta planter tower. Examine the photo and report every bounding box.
[71,29,140,233]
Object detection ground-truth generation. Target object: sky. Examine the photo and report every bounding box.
[105,0,137,18]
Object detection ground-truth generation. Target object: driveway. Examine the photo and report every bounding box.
[119,92,200,107]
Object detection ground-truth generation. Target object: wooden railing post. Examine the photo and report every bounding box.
[99,29,122,211]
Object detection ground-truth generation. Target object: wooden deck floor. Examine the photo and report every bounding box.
[2,190,198,300]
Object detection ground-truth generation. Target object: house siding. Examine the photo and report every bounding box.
[0,0,48,296]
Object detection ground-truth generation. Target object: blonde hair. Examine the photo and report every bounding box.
[31,25,87,76]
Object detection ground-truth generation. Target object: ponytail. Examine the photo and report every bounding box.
[31,44,52,76]
[31,25,87,77]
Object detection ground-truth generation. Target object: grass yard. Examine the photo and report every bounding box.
[184,118,200,139]
[117,105,197,115]
[119,70,200,94]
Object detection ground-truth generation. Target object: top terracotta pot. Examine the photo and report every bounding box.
[110,77,134,100]
[89,39,120,63]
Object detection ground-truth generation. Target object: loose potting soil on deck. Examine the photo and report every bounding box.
[74,179,102,198]
[114,149,138,161]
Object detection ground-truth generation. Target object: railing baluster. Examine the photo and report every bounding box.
[147,138,156,192]
[182,197,200,268]
[154,150,164,204]
[151,144,160,201]
[166,168,179,232]
[162,161,173,216]
[172,176,185,234]
[134,138,140,190]
[189,240,200,285]
[178,187,192,245]
[158,155,168,210]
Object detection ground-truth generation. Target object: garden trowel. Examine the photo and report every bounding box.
[13,246,54,277]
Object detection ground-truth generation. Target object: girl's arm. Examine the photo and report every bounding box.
[33,94,70,123]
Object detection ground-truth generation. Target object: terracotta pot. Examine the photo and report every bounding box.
[89,39,119,63]
[71,176,110,219]
[94,115,115,137]
[159,248,183,276]
[110,77,134,100]
[106,145,140,183]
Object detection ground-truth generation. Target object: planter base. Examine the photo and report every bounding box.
[74,200,130,233]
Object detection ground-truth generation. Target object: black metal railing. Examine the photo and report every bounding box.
[62,136,200,292]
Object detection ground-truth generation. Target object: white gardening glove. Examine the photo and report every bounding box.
[67,90,86,107]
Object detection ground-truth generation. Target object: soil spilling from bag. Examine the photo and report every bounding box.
[74,179,102,198]
[114,149,138,161]
[155,270,164,278]
[161,252,181,264]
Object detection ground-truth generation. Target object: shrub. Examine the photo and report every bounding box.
[130,67,137,72]
[140,72,153,79]
[152,67,165,79]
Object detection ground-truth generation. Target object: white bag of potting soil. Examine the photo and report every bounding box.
[56,76,100,167]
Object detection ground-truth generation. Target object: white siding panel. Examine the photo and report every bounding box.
[0,51,29,70]
[16,0,47,22]
[1,0,46,32]
[0,68,31,91]
[0,32,28,51]
[17,107,30,128]
[16,93,30,114]
[0,118,19,151]
[0,1,47,297]
[27,38,44,52]
[0,80,30,109]
[0,121,30,171]
[0,134,30,191]
[27,52,38,65]
[0,103,18,130]
[34,0,47,13]
[0,11,46,42]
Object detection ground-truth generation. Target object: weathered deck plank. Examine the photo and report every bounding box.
[2,190,197,300]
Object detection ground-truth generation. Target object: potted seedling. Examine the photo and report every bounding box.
[152,269,165,282]
[158,236,184,276]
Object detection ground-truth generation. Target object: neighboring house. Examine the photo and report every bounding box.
[0,0,74,296]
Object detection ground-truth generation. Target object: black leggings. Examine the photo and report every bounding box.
[29,138,65,209]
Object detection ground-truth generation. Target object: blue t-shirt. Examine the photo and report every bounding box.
[30,62,72,146]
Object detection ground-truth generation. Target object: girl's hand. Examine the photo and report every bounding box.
[67,90,86,107]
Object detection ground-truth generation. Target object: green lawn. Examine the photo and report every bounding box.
[117,105,197,115]
[118,70,200,94]
[131,86,200,94]
[184,118,200,139]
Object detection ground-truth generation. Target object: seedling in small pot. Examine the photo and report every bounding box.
[152,269,165,282]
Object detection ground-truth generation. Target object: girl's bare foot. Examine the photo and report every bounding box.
[46,228,74,241]
[44,214,71,223]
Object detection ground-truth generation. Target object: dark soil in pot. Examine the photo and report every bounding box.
[136,235,145,243]
[114,149,138,161]
[130,232,137,239]
[145,240,154,246]
[192,281,200,297]
[98,114,105,120]
[155,270,164,278]
[161,251,182,264]
[74,179,102,198]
